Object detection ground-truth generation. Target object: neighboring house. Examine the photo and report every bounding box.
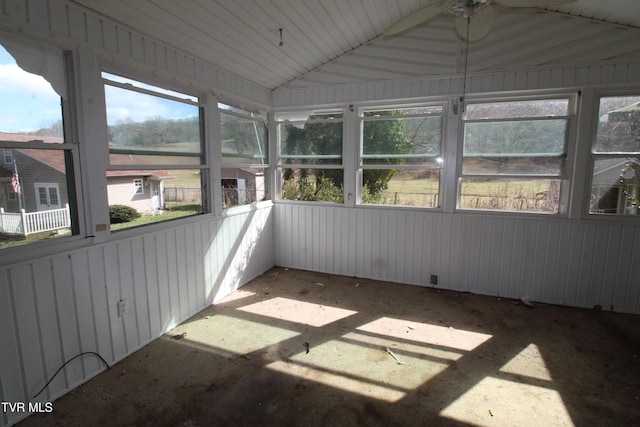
[106,169,173,213]
[221,167,265,208]
[0,132,173,215]
[0,133,69,214]
[591,157,640,214]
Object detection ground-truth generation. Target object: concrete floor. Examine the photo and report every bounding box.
[20,267,640,426]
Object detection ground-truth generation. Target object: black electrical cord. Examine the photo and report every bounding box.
[32,351,110,399]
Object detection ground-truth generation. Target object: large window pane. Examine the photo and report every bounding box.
[0,39,77,250]
[103,73,204,229]
[364,169,440,207]
[465,99,569,120]
[361,106,443,207]
[281,168,343,203]
[105,85,203,164]
[279,117,343,163]
[221,167,267,208]
[460,178,561,213]
[278,112,344,203]
[463,120,567,156]
[220,110,267,165]
[593,96,640,154]
[459,97,571,213]
[589,95,640,215]
[219,103,269,208]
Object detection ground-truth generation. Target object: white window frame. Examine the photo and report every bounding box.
[3,148,12,164]
[133,178,144,195]
[587,91,640,218]
[358,102,445,208]
[219,102,269,208]
[0,35,81,253]
[456,93,577,215]
[276,109,345,204]
[102,70,207,227]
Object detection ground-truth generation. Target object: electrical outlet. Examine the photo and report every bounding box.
[117,299,128,317]
[430,275,438,286]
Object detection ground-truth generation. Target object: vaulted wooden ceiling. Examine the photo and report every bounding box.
[69,0,640,91]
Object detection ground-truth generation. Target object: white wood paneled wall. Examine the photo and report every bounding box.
[272,61,640,107]
[0,206,274,426]
[274,204,640,315]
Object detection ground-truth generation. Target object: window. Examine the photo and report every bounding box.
[589,95,640,216]
[133,178,144,195]
[103,72,205,229]
[458,97,573,213]
[219,103,268,208]
[0,37,78,250]
[360,105,443,207]
[277,111,344,203]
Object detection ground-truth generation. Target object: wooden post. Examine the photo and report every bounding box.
[0,207,5,232]
[64,203,71,228]
[20,208,27,236]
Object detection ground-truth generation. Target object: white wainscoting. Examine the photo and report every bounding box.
[0,205,274,427]
[274,203,640,314]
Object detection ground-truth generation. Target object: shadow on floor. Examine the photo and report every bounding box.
[20,267,640,426]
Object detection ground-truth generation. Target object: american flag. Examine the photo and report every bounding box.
[11,162,21,195]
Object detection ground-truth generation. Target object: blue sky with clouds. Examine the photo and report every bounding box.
[0,45,62,133]
[1,44,198,134]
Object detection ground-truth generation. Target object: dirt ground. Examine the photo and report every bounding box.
[20,267,640,427]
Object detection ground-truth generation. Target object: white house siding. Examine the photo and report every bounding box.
[274,204,640,315]
[0,205,274,426]
[107,176,153,214]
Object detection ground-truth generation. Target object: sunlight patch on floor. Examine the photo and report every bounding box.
[499,343,554,381]
[440,376,574,426]
[177,314,300,354]
[237,297,358,327]
[356,317,493,351]
[296,338,446,391]
[342,331,464,364]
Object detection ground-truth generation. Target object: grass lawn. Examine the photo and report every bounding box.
[110,204,202,231]
[166,169,202,187]
[377,171,558,212]
[0,229,70,250]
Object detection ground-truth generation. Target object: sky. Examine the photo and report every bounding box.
[0,45,62,132]
[0,44,198,134]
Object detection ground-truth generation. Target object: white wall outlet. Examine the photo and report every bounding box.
[117,299,128,317]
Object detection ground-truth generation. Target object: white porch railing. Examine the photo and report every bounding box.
[0,204,71,236]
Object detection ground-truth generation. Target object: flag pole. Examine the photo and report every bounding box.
[12,160,23,212]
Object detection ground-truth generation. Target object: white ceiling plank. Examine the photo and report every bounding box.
[69,0,640,90]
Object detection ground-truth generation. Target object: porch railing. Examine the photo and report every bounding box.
[0,204,71,236]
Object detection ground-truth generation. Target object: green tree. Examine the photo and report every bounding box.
[220,112,267,162]
[362,111,413,194]
[282,111,419,201]
[281,115,343,201]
